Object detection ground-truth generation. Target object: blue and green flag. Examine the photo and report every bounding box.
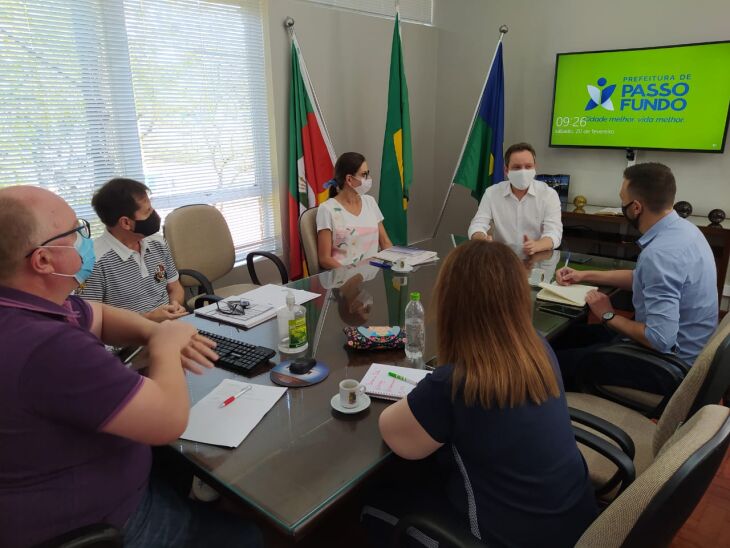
[453,41,505,201]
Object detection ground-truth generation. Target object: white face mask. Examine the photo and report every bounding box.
[352,176,373,195]
[507,168,535,190]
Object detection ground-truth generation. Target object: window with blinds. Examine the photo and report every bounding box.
[303,0,433,25]
[0,0,279,260]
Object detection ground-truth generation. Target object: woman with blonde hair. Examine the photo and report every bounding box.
[366,241,596,547]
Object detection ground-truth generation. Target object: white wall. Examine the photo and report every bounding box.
[432,0,730,294]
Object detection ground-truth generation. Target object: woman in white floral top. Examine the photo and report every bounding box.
[316,152,393,270]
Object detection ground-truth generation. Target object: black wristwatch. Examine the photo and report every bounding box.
[602,311,615,325]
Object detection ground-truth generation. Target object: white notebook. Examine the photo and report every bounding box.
[374,246,438,266]
[360,363,431,401]
[536,282,598,307]
[194,284,319,329]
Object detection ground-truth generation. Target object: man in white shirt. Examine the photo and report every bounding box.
[468,142,562,255]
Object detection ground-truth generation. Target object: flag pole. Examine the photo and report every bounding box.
[285,17,336,162]
[431,25,508,238]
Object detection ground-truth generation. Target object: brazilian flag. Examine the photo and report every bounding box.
[378,13,413,246]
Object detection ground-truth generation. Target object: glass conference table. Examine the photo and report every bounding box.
[171,234,634,538]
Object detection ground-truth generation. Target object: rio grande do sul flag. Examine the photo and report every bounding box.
[288,33,336,279]
[378,12,413,246]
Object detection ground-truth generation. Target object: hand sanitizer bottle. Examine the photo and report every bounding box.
[277,291,308,354]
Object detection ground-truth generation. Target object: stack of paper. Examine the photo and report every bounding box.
[594,207,624,216]
[194,284,320,329]
[374,246,438,266]
[181,379,287,447]
[360,363,431,401]
[536,282,598,307]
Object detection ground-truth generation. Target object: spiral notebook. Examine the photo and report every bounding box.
[360,363,431,401]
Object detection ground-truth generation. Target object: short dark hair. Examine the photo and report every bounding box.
[92,177,150,227]
[329,152,366,198]
[504,142,536,166]
[623,163,676,213]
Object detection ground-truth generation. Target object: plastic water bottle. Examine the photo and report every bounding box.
[405,291,425,360]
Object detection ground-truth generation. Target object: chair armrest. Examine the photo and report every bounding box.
[394,511,485,548]
[573,425,636,497]
[594,342,690,375]
[178,269,214,295]
[192,294,222,310]
[580,342,689,417]
[33,524,122,548]
[569,407,636,459]
[246,251,289,286]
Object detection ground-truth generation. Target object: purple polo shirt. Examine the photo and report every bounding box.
[0,286,151,548]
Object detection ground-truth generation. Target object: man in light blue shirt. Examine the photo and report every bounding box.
[555,163,717,390]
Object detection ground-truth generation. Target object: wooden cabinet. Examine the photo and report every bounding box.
[561,205,730,302]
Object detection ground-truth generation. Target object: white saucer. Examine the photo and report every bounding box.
[330,393,371,414]
[391,264,414,273]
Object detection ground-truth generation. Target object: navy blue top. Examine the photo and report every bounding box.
[407,343,597,547]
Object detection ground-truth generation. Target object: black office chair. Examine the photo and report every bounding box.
[577,341,690,418]
[392,405,730,548]
[32,524,122,548]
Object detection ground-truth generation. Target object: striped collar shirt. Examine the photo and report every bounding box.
[79,231,179,314]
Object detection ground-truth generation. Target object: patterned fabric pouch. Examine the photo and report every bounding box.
[343,325,405,350]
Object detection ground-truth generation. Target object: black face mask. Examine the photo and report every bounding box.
[621,200,641,231]
[133,210,161,237]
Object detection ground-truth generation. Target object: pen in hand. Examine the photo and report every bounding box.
[563,252,571,270]
[219,385,252,408]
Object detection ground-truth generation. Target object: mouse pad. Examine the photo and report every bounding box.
[270,360,330,387]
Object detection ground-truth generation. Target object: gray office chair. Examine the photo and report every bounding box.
[393,405,730,548]
[568,314,730,498]
[298,207,320,275]
[164,204,288,309]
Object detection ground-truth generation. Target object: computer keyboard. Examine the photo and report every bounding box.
[199,330,276,375]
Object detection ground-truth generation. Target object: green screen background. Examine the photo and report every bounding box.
[550,42,730,151]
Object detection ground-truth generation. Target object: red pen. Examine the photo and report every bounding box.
[219,385,252,408]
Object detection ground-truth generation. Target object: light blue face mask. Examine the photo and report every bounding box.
[41,232,96,284]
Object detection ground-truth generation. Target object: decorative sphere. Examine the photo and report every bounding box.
[708,209,726,225]
[573,195,587,208]
[673,201,693,218]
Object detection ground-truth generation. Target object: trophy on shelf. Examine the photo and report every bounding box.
[708,209,726,227]
[572,195,587,214]
[673,201,693,219]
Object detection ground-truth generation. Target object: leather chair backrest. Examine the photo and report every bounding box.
[299,207,320,276]
[164,204,235,287]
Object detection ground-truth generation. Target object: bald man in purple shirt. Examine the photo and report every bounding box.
[0,187,261,548]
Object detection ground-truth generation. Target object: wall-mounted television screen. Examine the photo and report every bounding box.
[549,41,730,152]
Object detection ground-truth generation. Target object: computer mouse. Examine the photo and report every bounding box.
[289,357,317,375]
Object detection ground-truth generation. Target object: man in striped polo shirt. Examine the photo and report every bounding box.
[81,178,187,322]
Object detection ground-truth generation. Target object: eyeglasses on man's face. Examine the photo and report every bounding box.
[26,219,92,258]
[216,299,251,316]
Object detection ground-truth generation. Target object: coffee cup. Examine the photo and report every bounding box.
[339,379,366,408]
[528,268,546,286]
